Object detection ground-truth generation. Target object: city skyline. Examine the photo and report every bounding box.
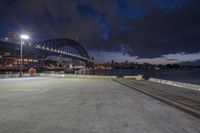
[0,0,200,64]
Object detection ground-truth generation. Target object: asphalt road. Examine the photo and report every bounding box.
[0,77,199,133]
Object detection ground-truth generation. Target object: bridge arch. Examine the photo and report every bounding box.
[0,38,94,67]
[34,38,90,59]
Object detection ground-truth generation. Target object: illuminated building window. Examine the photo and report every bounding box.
[5,52,10,56]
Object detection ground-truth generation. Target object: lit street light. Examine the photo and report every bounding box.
[20,35,29,40]
[19,34,29,77]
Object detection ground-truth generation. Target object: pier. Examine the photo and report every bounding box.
[0,76,199,133]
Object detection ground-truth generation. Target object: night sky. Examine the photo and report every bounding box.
[0,0,200,64]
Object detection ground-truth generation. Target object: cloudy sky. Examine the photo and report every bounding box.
[0,0,200,64]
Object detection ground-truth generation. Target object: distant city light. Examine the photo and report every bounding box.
[20,34,29,40]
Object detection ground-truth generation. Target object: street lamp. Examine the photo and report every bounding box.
[19,34,29,77]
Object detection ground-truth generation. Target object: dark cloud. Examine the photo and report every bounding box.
[0,0,200,60]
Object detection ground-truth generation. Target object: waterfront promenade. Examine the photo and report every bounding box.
[0,77,199,133]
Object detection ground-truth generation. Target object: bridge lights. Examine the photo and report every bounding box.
[19,34,30,77]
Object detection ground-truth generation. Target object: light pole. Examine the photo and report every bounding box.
[19,34,29,77]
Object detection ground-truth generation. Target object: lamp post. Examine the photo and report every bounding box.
[19,34,29,77]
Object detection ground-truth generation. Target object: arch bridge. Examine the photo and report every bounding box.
[0,38,94,67]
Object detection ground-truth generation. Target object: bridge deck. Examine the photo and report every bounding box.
[0,77,199,133]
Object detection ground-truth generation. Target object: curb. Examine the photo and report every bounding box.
[39,74,117,79]
[113,79,200,119]
[0,74,117,79]
[149,78,200,91]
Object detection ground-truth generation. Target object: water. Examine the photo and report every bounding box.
[93,69,200,85]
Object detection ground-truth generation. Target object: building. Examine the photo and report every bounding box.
[3,32,20,44]
[0,52,44,71]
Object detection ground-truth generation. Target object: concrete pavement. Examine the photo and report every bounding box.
[114,78,200,118]
[0,77,200,133]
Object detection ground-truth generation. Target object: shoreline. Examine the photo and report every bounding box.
[0,73,200,91]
